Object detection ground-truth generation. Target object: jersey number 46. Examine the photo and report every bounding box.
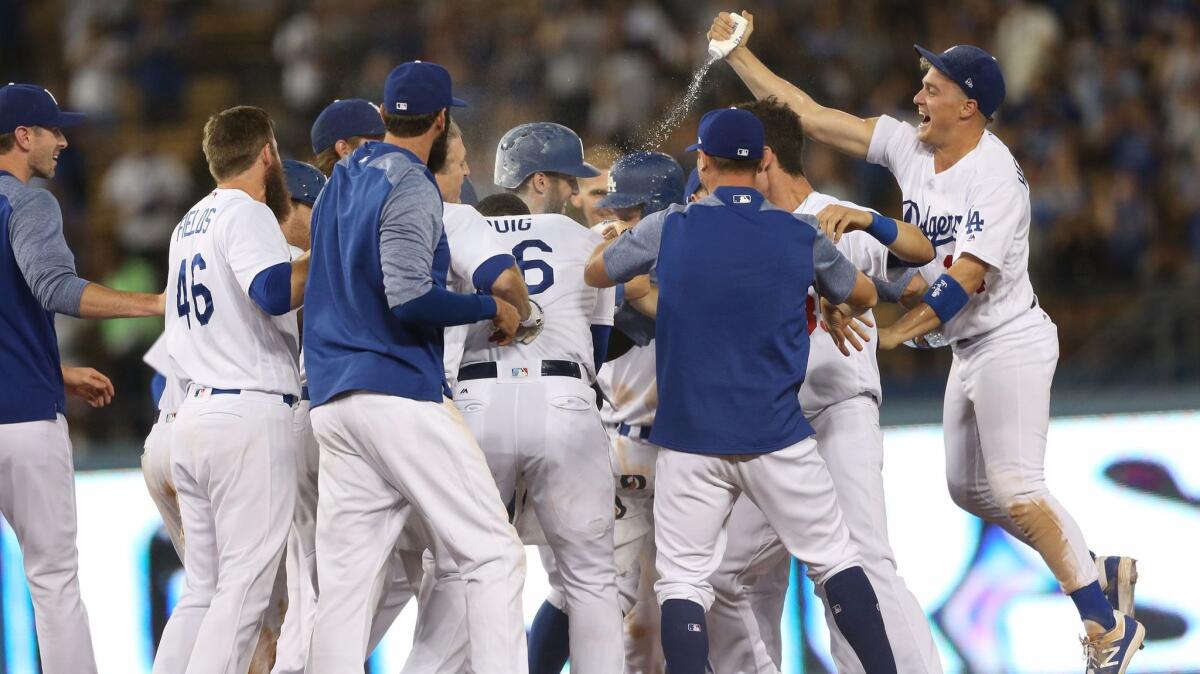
[176,254,215,328]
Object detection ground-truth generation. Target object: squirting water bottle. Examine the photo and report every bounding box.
[707,12,749,61]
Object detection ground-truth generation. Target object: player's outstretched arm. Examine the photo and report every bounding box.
[712,11,877,158]
[584,239,620,288]
[289,251,310,311]
[877,254,987,350]
[815,204,935,265]
[78,284,166,319]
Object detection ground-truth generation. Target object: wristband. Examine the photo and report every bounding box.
[865,211,899,246]
[922,273,969,323]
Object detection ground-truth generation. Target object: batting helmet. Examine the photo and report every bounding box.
[597,151,686,215]
[283,160,327,207]
[494,122,599,189]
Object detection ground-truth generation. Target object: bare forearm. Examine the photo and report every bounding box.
[889,221,936,265]
[492,266,531,321]
[78,283,164,319]
[585,239,619,288]
[727,49,876,157]
[628,287,658,319]
[886,303,943,344]
[899,274,928,309]
[289,253,310,311]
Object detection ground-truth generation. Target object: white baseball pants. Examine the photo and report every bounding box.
[708,396,941,673]
[416,372,622,674]
[152,390,296,674]
[0,414,98,674]
[654,438,860,612]
[143,416,184,558]
[272,401,320,674]
[944,309,1096,592]
[306,392,527,674]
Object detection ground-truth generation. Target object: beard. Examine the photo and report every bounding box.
[264,158,292,223]
[425,118,451,174]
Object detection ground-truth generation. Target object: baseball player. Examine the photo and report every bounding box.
[711,11,1143,671]
[569,145,619,227]
[417,161,623,673]
[704,97,941,674]
[0,83,165,674]
[302,61,528,673]
[496,121,601,215]
[155,106,307,674]
[586,107,896,674]
[141,334,187,559]
[310,98,386,176]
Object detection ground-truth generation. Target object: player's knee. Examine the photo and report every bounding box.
[946,478,989,517]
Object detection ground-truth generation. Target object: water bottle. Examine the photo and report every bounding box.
[708,12,749,61]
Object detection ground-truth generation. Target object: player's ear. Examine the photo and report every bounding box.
[759,147,775,173]
[960,98,978,122]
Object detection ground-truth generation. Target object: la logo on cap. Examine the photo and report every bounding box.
[607,172,617,193]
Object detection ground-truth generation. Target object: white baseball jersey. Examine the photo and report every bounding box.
[442,202,513,383]
[795,192,887,413]
[597,343,657,427]
[867,115,1035,342]
[143,333,188,413]
[165,188,301,396]
[459,213,615,380]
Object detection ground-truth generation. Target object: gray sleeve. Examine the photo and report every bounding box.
[602,207,670,283]
[9,189,89,316]
[812,231,860,305]
[872,267,919,304]
[379,174,442,308]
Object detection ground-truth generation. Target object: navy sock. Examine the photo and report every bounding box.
[528,601,571,674]
[1071,581,1117,630]
[824,566,897,674]
[660,598,708,674]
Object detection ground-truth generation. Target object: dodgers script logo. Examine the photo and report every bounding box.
[903,200,971,249]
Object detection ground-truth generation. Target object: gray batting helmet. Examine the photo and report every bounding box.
[494,122,599,189]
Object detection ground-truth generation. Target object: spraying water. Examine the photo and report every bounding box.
[637,55,719,151]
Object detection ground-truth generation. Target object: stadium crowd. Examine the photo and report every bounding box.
[2,0,1198,453]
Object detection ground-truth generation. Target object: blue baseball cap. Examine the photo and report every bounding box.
[685,108,764,161]
[0,84,86,135]
[283,160,327,207]
[383,61,467,116]
[914,44,1006,118]
[310,98,385,154]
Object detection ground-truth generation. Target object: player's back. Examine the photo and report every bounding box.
[460,213,614,380]
[165,188,300,396]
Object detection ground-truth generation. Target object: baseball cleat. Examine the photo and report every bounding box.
[1081,611,1145,674]
[1095,556,1138,616]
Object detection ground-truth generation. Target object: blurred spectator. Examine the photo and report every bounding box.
[66,20,127,124]
[128,1,189,124]
[100,134,192,259]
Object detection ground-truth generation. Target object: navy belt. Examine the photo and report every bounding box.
[207,388,297,406]
[458,360,582,381]
[618,423,653,440]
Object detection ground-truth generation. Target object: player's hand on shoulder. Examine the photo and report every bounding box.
[62,366,115,408]
[820,298,873,357]
[513,299,545,345]
[490,297,520,346]
[816,204,873,244]
[708,11,754,53]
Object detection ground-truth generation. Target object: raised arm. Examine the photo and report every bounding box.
[712,11,878,158]
[815,203,935,265]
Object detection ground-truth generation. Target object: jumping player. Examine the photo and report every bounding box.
[0,82,163,674]
[711,11,1143,671]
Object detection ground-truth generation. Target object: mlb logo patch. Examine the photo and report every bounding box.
[396,102,408,111]
[511,367,530,378]
[687,623,703,632]
[736,148,750,157]
[732,194,751,204]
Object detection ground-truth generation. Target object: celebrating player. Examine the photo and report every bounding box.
[705,97,940,674]
[0,82,164,674]
[711,10,1143,671]
[586,107,897,674]
[310,98,386,176]
[155,106,307,674]
[302,61,528,673]
[569,145,619,227]
[495,121,600,215]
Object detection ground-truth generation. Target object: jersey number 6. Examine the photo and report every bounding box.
[176,254,215,328]
[512,239,555,295]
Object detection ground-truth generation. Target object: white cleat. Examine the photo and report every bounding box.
[1082,611,1145,674]
[1095,556,1138,617]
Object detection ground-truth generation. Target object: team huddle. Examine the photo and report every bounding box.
[0,9,1146,674]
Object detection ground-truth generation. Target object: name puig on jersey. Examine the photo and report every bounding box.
[489,216,532,234]
[175,206,218,241]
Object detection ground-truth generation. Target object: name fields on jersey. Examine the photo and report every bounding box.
[174,206,218,241]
